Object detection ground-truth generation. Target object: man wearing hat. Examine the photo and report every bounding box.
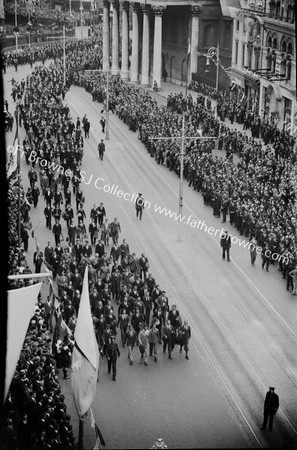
[98,139,105,161]
[260,387,279,431]
[106,336,120,381]
[135,193,145,220]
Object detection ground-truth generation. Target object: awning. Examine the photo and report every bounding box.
[219,0,241,17]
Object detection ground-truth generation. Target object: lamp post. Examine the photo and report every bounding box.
[14,0,18,51]
[150,116,217,241]
[63,21,66,87]
[85,69,110,140]
[205,44,220,118]
[80,1,83,39]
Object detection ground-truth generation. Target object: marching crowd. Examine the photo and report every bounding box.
[3,32,297,446]
[74,72,297,293]
[3,45,193,447]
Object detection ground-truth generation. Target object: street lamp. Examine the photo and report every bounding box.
[63,20,66,87]
[150,115,217,241]
[14,0,18,51]
[80,1,83,39]
[205,44,220,118]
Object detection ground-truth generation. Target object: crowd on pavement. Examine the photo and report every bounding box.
[74,72,297,294]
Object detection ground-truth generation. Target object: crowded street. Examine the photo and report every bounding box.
[3,44,297,450]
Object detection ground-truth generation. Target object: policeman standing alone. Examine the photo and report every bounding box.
[135,193,145,220]
[106,336,120,381]
[220,230,231,261]
[260,387,279,431]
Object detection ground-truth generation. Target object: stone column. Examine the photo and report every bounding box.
[258,81,264,119]
[237,23,243,69]
[152,6,165,88]
[244,42,249,68]
[131,3,139,83]
[141,4,150,86]
[111,0,119,74]
[121,1,129,80]
[102,0,110,71]
[189,5,201,78]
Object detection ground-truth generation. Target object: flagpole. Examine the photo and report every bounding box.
[8,272,53,280]
[78,418,84,450]
[16,106,21,248]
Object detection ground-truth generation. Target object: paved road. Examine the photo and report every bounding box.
[4,63,297,449]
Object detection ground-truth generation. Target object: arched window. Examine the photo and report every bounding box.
[287,42,293,56]
[204,25,215,48]
[266,47,272,71]
[272,37,277,49]
[267,35,272,48]
[281,39,287,53]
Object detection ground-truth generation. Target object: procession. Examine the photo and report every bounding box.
[2,0,297,449]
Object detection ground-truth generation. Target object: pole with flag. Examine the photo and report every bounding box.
[72,267,100,449]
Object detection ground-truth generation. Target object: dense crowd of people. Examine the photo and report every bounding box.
[2,34,297,445]
[73,72,296,294]
[3,42,195,446]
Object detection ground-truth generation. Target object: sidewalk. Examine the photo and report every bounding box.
[140,80,262,145]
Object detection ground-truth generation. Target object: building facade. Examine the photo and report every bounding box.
[101,0,236,89]
[230,0,296,132]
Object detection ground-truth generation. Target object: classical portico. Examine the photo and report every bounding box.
[101,1,208,88]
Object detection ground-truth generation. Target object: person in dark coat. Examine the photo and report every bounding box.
[106,336,120,381]
[44,205,52,229]
[33,250,43,273]
[220,230,231,261]
[98,139,105,161]
[162,320,175,359]
[260,387,279,431]
[177,320,191,360]
[135,193,145,220]
[52,220,62,246]
[60,335,73,379]
[31,185,40,207]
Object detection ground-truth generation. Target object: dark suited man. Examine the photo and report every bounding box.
[106,336,120,381]
[135,193,145,220]
[68,221,76,246]
[95,240,105,258]
[33,250,43,273]
[220,230,231,261]
[73,239,83,263]
[260,387,279,431]
[97,203,106,227]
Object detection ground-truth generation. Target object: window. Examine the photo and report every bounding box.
[287,42,293,56]
[272,37,277,49]
[267,36,272,47]
[204,25,215,48]
[236,20,240,32]
[266,48,272,71]
[224,25,231,49]
[242,43,245,67]
[281,40,287,53]
[235,41,239,64]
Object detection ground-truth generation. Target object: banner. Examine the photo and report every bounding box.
[5,282,42,401]
[71,268,99,417]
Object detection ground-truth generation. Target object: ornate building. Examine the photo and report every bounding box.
[230,0,296,132]
[101,0,236,89]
